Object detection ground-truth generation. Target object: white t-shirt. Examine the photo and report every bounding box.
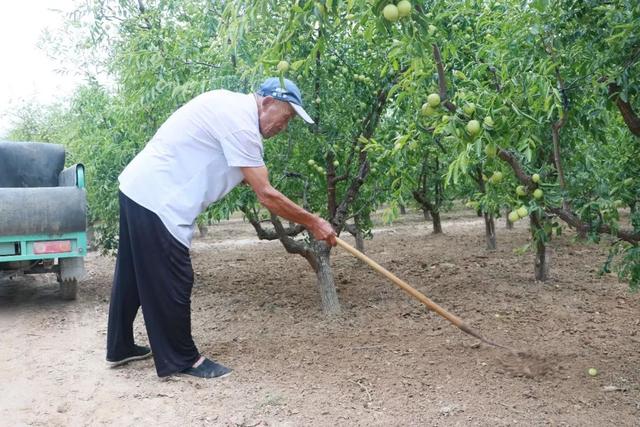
[118,90,264,248]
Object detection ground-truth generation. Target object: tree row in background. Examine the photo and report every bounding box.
[6,0,639,314]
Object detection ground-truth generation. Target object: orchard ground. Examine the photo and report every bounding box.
[1,209,639,426]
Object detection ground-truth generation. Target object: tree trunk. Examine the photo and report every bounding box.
[483,213,496,250]
[431,210,442,234]
[311,241,341,315]
[534,238,550,281]
[399,204,407,215]
[344,222,365,256]
[87,224,97,251]
[576,226,588,240]
[423,209,432,221]
[354,229,365,253]
[245,210,342,315]
[198,223,208,238]
[530,212,550,281]
[505,209,514,230]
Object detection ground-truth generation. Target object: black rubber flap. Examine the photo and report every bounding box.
[0,187,87,235]
[0,141,66,188]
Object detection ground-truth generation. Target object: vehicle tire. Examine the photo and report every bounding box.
[60,278,78,300]
[58,257,85,301]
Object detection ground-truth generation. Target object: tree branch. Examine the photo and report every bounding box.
[332,72,399,230]
[552,67,569,210]
[181,59,220,69]
[269,214,317,269]
[432,44,457,112]
[608,83,640,137]
[333,160,369,231]
[136,0,153,29]
[241,205,305,240]
[334,134,358,182]
[327,149,337,218]
[548,207,640,243]
[497,149,639,243]
[497,149,535,188]
[488,66,502,92]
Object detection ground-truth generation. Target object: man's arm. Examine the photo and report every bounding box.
[240,166,336,246]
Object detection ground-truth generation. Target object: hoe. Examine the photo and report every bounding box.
[335,237,549,377]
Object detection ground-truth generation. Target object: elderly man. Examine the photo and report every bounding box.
[106,78,336,379]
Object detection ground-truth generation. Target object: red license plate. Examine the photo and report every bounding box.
[33,240,72,254]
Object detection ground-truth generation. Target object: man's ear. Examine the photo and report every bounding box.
[262,96,276,107]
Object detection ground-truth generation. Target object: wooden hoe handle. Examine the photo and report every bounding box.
[335,237,502,347]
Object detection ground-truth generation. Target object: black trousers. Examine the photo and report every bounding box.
[106,191,200,377]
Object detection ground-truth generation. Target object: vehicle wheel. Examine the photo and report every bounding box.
[58,257,85,301]
[60,278,78,300]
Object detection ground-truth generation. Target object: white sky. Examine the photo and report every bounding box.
[0,1,82,137]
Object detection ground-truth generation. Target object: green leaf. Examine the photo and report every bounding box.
[291,59,306,70]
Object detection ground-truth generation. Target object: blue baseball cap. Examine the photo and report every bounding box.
[257,77,314,124]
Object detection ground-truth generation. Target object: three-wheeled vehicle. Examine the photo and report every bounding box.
[0,141,87,299]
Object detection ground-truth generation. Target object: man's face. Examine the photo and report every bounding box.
[258,97,296,139]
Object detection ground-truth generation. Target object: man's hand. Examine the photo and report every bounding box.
[307,216,337,247]
[241,166,337,246]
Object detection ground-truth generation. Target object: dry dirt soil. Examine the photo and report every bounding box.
[1,211,639,426]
